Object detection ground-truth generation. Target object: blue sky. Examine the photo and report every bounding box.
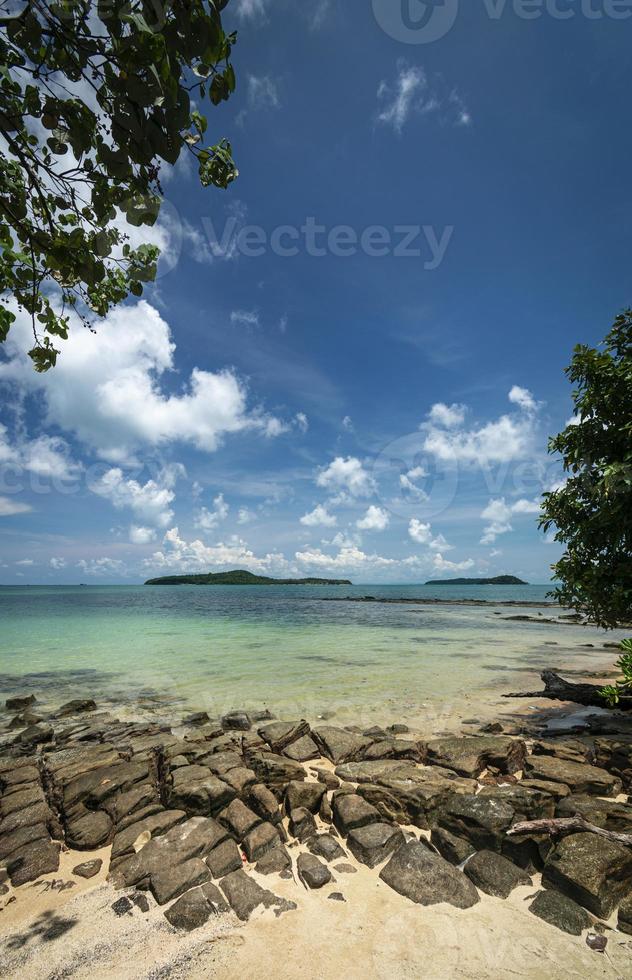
[0,0,630,584]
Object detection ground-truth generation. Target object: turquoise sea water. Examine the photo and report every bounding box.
[0,584,625,729]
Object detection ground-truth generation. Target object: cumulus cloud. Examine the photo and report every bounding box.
[295,545,398,571]
[0,424,80,482]
[194,493,230,533]
[0,302,287,462]
[508,385,538,413]
[376,64,471,135]
[237,508,256,525]
[399,464,429,499]
[234,0,269,19]
[294,413,309,434]
[300,504,337,528]
[408,519,452,552]
[91,466,178,528]
[0,496,32,516]
[428,403,466,429]
[77,557,127,577]
[230,310,260,327]
[431,554,476,574]
[356,506,390,532]
[247,75,280,111]
[49,557,67,569]
[480,496,542,545]
[145,527,288,575]
[129,526,158,545]
[316,456,376,501]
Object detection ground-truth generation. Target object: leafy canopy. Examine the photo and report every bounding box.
[540,310,632,628]
[0,0,238,371]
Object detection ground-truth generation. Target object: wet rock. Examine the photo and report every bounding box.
[289,807,317,842]
[205,838,243,878]
[312,726,373,765]
[56,699,97,718]
[542,832,632,918]
[283,735,320,762]
[255,845,291,875]
[242,821,281,862]
[464,850,531,898]
[435,794,515,852]
[221,711,251,732]
[258,720,310,753]
[150,857,211,905]
[347,823,405,869]
[380,840,479,909]
[6,694,37,711]
[16,724,54,747]
[618,893,632,935]
[248,783,282,825]
[7,839,60,886]
[387,724,410,736]
[297,852,332,889]
[529,889,592,935]
[182,712,211,727]
[220,869,296,921]
[285,780,326,815]
[524,756,621,797]
[333,794,381,837]
[219,799,261,841]
[8,710,43,730]
[430,827,475,866]
[165,882,229,930]
[424,736,526,778]
[66,810,113,850]
[307,834,346,863]
[72,859,103,879]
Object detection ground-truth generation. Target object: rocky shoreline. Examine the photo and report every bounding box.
[1,692,632,974]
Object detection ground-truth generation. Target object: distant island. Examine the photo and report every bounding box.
[425,575,528,586]
[144,570,352,586]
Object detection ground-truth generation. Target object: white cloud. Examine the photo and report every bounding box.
[300,504,337,528]
[377,66,426,135]
[0,496,32,517]
[194,493,230,532]
[428,403,466,428]
[480,496,542,545]
[342,416,354,432]
[0,424,80,482]
[91,467,177,528]
[49,557,67,569]
[234,0,268,19]
[15,559,34,566]
[129,526,157,545]
[77,557,127,577]
[247,75,280,110]
[316,456,376,500]
[295,545,398,572]
[0,302,287,462]
[237,507,256,525]
[309,0,331,29]
[230,309,260,327]
[376,65,472,135]
[356,506,390,532]
[508,385,538,413]
[294,412,309,434]
[400,464,429,499]
[145,527,288,575]
[431,554,476,575]
[408,519,452,551]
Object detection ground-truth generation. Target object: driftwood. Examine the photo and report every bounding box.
[507,815,632,847]
[504,670,632,711]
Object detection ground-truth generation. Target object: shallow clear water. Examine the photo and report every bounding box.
[0,584,624,728]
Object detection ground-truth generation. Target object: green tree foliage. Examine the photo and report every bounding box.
[540,310,632,628]
[0,0,238,371]
[601,639,632,707]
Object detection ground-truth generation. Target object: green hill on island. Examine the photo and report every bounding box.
[425,575,528,586]
[144,570,352,586]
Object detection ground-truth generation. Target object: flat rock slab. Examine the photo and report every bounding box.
[165,882,229,931]
[6,839,60,886]
[435,795,515,852]
[255,845,292,875]
[285,780,326,814]
[335,760,411,784]
[524,756,621,796]
[220,869,297,921]
[464,850,531,898]
[297,853,332,889]
[430,828,475,866]
[242,821,281,862]
[205,838,243,878]
[379,841,479,909]
[168,769,236,817]
[333,794,381,836]
[258,721,310,753]
[312,727,373,765]
[110,810,187,862]
[424,736,526,778]
[66,810,113,850]
[542,831,632,918]
[219,799,261,840]
[347,823,405,869]
[283,735,320,762]
[0,821,50,861]
[307,834,346,863]
[72,859,103,879]
[529,889,592,935]
[555,795,632,832]
[248,753,306,791]
[150,857,211,905]
[248,783,282,825]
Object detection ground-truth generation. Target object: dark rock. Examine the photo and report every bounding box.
[320,795,333,824]
[312,726,373,765]
[0,822,49,861]
[335,760,411,784]
[6,840,60,886]
[220,767,257,796]
[387,724,410,735]
[0,801,58,837]
[72,859,103,879]
[150,857,211,905]
[131,892,150,912]
[481,723,503,734]
[164,882,229,930]
[0,783,46,816]
[435,794,515,852]
[477,784,556,821]
[219,799,261,841]
[430,827,475,866]
[363,767,476,830]
[248,783,282,825]
[221,711,251,732]
[289,807,317,842]
[283,735,320,762]
[285,780,326,815]
[6,695,37,711]
[334,862,357,874]
[313,768,340,791]
[0,764,40,790]
[379,841,479,909]
[424,736,526,778]
[205,838,243,878]
[333,794,380,836]
[110,810,187,862]
[307,834,346,863]
[297,852,332,889]
[242,821,281,862]
[182,712,211,727]
[524,756,621,797]
[16,724,54,747]
[102,784,160,825]
[347,823,405,869]
[542,832,632,918]
[56,699,97,718]
[247,753,305,794]
[464,850,531,898]
[555,795,632,833]
[586,933,607,952]
[258,720,310,753]
[111,897,133,916]
[8,711,43,730]
[532,739,593,765]
[109,816,229,889]
[220,869,296,921]
[328,891,345,902]
[168,767,236,816]
[62,759,151,811]
[520,779,571,801]
[66,810,113,850]
[618,893,632,935]
[201,751,244,776]
[251,709,275,723]
[529,889,592,935]
[255,845,291,875]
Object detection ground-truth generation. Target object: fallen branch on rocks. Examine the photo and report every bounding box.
[504,670,632,711]
[507,816,632,847]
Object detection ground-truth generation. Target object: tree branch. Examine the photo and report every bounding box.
[507,816,632,847]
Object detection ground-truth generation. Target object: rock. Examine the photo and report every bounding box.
[0,783,46,816]
[347,823,405,869]
[285,780,326,815]
[201,751,244,776]
[542,832,632,918]
[110,817,229,889]
[520,779,571,801]
[312,726,373,765]
[424,736,526,778]
[477,784,556,821]
[205,838,243,878]
[320,795,333,824]
[221,711,251,732]
[328,892,345,902]
[481,723,503,734]
[247,754,306,794]
[66,810,113,850]
[61,759,151,811]
[56,699,97,718]
[220,869,296,921]
[111,897,133,916]
[334,862,357,874]
[219,799,261,841]
[307,834,346,863]
[5,694,37,711]
[532,739,593,764]
[333,794,381,837]
[430,828,475,866]
[7,840,60,886]
[72,859,103,879]
[102,784,160,825]
[168,767,236,816]
[586,933,607,952]
[555,795,632,832]
[283,735,320,762]
[182,712,211,727]
[164,882,229,930]
[255,845,291,875]
[289,807,317,842]
[379,841,479,909]
[150,857,211,905]
[618,893,632,935]
[258,720,310,753]
[335,760,411,784]
[248,783,282,825]
[0,801,57,837]
[529,889,592,935]
[242,821,281,862]
[220,767,257,796]
[0,764,40,790]
[313,768,340,791]
[16,724,54,747]
[387,724,410,735]
[0,822,50,861]
[364,767,476,830]
[464,850,531,898]
[524,756,621,797]
[131,892,150,912]
[110,810,187,862]
[435,795,515,852]
[297,852,332,889]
